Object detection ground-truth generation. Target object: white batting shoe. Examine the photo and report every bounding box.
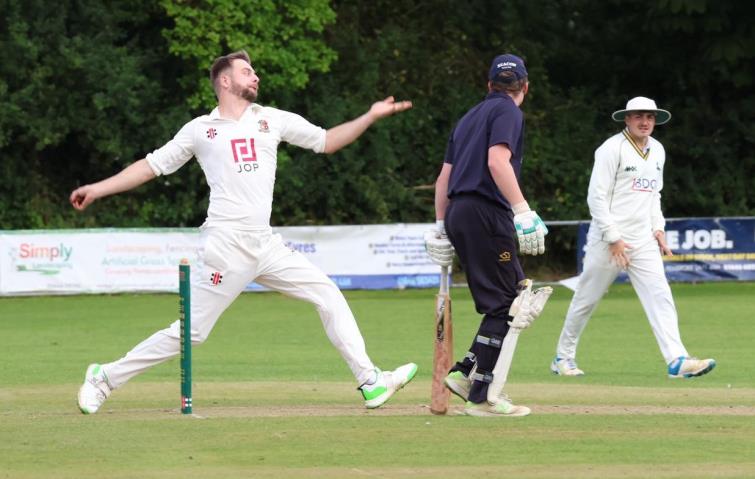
[77,363,112,414]
[667,357,716,378]
[444,371,471,401]
[360,363,418,409]
[464,394,531,417]
[550,356,585,376]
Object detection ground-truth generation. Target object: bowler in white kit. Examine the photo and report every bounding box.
[71,50,417,414]
[550,96,716,379]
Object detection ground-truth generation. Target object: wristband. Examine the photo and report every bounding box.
[512,201,530,215]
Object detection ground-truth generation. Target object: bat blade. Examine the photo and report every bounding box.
[430,291,453,415]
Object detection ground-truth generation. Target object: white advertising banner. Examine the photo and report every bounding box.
[275,224,438,291]
[0,224,439,295]
[0,229,201,295]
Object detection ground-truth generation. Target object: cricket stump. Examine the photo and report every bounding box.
[179,258,192,414]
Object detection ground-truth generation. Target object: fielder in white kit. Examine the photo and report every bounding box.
[551,96,716,379]
[71,51,417,414]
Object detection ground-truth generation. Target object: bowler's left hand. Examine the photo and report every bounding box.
[370,96,413,120]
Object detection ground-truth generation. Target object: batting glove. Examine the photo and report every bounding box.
[512,202,548,255]
[424,220,454,267]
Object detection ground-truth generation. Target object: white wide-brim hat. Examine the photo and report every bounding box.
[611,96,671,124]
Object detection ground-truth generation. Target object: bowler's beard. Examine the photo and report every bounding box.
[230,81,257,103]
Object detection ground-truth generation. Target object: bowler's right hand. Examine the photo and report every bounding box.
[70,184,99,211]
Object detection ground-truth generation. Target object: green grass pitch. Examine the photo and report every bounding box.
[1,282,754,478]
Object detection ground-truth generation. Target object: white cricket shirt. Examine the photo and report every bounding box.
[586,129,666,246]
[146,104,326,229]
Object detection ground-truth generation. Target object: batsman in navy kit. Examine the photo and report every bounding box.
[425,54,553,417]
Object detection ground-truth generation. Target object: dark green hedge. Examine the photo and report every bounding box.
[1,0,752,230]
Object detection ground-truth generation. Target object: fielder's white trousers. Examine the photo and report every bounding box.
[104,227,376,388]
[556,237,688,364]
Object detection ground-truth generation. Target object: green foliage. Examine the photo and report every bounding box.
[160,0,337,109]
[272,0,496,225]
[0,0,198,228]
[0,0,752,231]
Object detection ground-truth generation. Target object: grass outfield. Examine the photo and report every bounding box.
[1,282,754,478]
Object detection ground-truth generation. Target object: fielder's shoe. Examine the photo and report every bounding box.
[77,363,112,414]
[360,363,418,409]
[444,370,471,401]
[464,394,531,417]
[667,356,716,378]
[550,356,585,376]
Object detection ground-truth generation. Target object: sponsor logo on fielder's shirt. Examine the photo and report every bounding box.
[624,165,637,172]
[258,120,269,133]
[631,177,658,192]
[207,128,217,139]
[230,138,259,173]
[210,272,223,285]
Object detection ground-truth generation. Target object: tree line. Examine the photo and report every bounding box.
[1,0,753,232]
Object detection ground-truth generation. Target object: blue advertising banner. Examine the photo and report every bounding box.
[577,217,755,282]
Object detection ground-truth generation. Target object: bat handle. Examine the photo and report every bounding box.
[440,265,449,295]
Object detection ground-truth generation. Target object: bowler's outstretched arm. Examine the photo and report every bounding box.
[70,158,156,211]
[323,96,412,154]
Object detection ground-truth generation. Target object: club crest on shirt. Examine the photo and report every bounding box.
[258,120,269,133]
[498,251,511,262]
[206,128,217,139]
[209,272,223,285]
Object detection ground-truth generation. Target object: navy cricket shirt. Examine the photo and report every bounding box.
[444,91,524,209]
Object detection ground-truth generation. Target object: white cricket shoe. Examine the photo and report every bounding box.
[667,356,716,378]
[360,363,418,409]
[77,363,112,414]
[464,394,531,417]
[550,356,585,376]
[444,371,471,401]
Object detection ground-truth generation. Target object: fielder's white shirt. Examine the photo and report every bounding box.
[146,104,326,229]
[587,129,666,246]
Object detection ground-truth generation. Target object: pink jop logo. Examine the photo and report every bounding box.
[230,138,257,162]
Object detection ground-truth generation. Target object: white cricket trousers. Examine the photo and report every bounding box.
[103,227,376,388]
[556,237,688,364]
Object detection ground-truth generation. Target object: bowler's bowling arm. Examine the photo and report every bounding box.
[70,159,156,211]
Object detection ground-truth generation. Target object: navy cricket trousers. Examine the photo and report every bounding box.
[445,194,525,402]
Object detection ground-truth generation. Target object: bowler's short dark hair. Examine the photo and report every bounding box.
[210,50,251,94]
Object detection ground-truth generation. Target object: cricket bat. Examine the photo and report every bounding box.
[430,265,453,415]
